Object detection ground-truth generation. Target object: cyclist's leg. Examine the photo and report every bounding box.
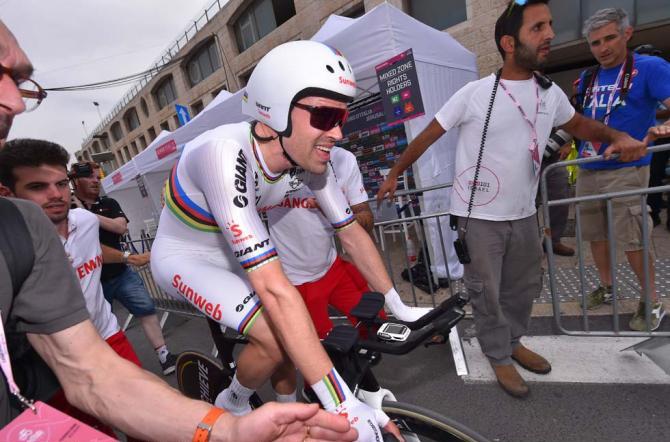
[151,245,294,396]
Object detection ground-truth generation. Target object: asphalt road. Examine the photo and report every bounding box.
[121,310,670,442]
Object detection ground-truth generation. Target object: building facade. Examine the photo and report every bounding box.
[77,0,670,169]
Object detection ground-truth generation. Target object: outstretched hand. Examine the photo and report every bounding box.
[643,124,670,146]
[226,402,357,442]
[376,174,398,205]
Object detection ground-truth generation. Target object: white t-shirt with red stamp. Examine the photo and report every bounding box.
[267,147,368,285]
[434,74,575,221]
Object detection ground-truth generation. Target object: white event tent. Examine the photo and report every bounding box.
[102,3,478,278]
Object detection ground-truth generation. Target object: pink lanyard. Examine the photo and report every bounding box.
[499,78,541,175]
[591,62,626,126]
[0,315,36,411]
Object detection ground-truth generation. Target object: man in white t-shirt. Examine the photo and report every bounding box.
[378,0,646,398]
[267,146,379,338]
[0,138,144,436]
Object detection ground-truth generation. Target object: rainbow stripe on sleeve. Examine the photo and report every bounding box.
[323,369,346,406]
[239,248,279,272]
[165,164,221,233]
[331,214,356,232]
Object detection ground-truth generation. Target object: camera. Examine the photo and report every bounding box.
[544,129,573,159]
[69,163,94,178]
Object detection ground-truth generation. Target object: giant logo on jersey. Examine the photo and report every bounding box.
[233,149,249,208]
[235,292,256,313]
[234,238,270,258]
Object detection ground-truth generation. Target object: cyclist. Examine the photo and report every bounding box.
[151,40,421,440]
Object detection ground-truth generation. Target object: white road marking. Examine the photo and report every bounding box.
[462,336,670,384]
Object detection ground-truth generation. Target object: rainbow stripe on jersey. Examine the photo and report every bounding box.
[165,164,221,233]
[331,214,355,232]
[323,369,346,406]
[237,302,263,335]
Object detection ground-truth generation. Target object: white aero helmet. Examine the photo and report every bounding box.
[242,40,357,135]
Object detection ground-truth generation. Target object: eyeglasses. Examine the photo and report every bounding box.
[293,102,349,131]
[507,0,528,16]
[0,64,47,112]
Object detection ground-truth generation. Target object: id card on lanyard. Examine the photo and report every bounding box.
[0,315,116,441]
[499,78,542,176]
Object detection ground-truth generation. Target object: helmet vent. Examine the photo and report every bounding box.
[338,61,345,71]
[326,65,335,73]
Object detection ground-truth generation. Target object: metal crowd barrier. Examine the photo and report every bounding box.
[541,142,670,337]
[119,183,459,325]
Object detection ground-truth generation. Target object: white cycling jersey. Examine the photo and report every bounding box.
[60,209,120,340]
[151,122,356,333]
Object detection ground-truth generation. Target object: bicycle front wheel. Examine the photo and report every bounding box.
[381,400,490,442]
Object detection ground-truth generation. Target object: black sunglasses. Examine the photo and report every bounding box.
[293,102,349,131]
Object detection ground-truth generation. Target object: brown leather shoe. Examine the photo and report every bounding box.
[512,345,552,374]
[492,364,529,398]
[551,242,575,256]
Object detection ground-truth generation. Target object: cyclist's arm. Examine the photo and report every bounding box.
[247,260,334,382]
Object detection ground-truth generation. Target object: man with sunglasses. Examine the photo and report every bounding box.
[151,40,424,441]
[0,20,357,442]
[378,0,650,398]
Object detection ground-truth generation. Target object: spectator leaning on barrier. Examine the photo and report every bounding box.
[70,161,179,375]
[0,138,144,438]
[377,0,647,398]
[573,8,670,331]
[0,19,355,442]
[633,44,670,230]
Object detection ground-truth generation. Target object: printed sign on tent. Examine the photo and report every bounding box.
[155,139,178,160]
[375,48,424,126]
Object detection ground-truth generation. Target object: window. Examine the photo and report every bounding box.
[92,141,100,154]
[130,141,138,156]
[191,100,204,116]
[409,0,466,30]
[185,39,221,86]
[115,151,124,166]
[140,97,150,117]
[173,114,181,128]
[122,146,130,162]
[637,0,670,25]
[234,0,296,52]
[148,126,157,141]
[110,121,124,142]
[153,76,177,110]
[124,107,141,132]
[138,135,147,149]
[238,70,253,87]
[211,84,227,99]
[342,3,365,18]
[160,120,170,132]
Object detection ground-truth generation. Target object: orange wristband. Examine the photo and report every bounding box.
[193,407,226,442]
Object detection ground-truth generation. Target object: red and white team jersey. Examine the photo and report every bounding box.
[151,122,357,331]
[60,209,120,340]
[267,147,368,285]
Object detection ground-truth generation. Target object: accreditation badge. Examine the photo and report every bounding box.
[0,401,117,441]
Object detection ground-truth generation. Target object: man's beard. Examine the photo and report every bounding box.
[514,40,546,71]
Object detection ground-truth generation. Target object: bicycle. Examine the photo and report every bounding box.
[176,291,490,442]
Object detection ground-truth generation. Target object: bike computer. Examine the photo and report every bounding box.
[377,323,410,342]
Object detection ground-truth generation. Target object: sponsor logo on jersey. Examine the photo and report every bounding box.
[234,238,270,258]
[287,168,303,190]
[225,222,255,244]
[235,292,256,313]
[277,196,317,209]
[234,149,248,193]
[76,254,103,279]
[172,274,223,321]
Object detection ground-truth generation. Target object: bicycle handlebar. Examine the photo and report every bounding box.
[392,291,469,331]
